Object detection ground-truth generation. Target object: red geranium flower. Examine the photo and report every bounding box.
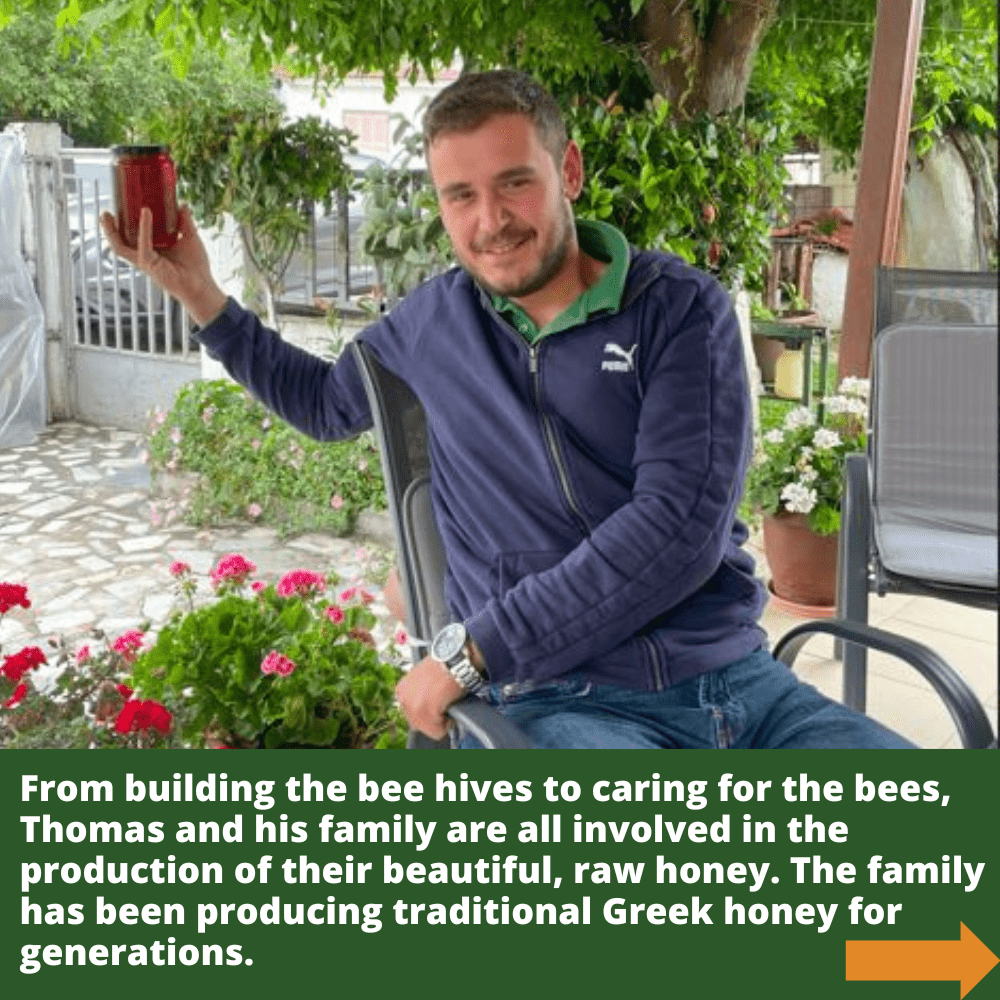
[0,583,31,615]
[3,683,28,708]
[115,698,172,735]
[1,646,47,682]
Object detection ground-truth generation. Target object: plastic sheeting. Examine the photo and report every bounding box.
[0,135,46,449]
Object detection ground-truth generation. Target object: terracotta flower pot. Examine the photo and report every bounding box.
[762,512,838,611]
[751,334,785,384]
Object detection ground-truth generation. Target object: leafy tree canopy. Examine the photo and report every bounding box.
[0,0,277,145]
[32,0,994,124]
[751,0,997,162]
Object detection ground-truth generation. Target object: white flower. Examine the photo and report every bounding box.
[783,406,815,431]
[781,482,818,514]
[812,428,842,450]
[763,429,784,444]
[839,376,870,398]
[826,395,867,417]
[799,465,818,483]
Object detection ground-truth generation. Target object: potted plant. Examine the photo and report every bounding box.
[744,378,869,613]
[1,583,179,749]
[128,557,408,749]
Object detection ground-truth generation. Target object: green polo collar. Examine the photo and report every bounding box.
[490,219,629,343]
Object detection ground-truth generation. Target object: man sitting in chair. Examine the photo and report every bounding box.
[102,70,912,749]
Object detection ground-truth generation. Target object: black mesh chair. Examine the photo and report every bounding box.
[351,340,533,749]
[835,267,998,722]
[352,338,996,750]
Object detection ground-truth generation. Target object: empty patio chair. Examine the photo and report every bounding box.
[836,318,998,720]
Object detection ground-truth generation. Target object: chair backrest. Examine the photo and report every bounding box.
[870,322,998,591]
[350,341,536,749]
[350,341,451,650]
[874,266,998,334]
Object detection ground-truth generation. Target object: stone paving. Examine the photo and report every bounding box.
[2,421,994,748]
[0,421,399,687]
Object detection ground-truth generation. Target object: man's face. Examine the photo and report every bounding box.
[428,113,581,300]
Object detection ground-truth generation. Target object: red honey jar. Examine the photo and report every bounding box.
[111,145,179,249]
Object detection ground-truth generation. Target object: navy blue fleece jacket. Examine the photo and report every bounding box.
[196,247,767,692]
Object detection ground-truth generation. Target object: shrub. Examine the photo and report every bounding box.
[147,380,386,536]
[130,559,407,749]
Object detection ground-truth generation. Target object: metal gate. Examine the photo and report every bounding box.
[61,150,200,431]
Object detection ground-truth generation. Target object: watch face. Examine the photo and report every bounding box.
[432,622,467,663]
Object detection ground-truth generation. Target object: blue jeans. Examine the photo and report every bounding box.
[461,648,916,749]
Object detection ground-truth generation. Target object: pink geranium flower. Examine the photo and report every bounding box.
[169,561,191,577]
[324,605,345,624]
[339,587,357,603]
[210,553,257,589]
[75,645,91,665]
[251,581,267,593]
[394,628,409,646]
[113,630,145,664]
[247,503,263,519]
[276,570,326,598]
[330,494,344,510]
[261,651,296,676]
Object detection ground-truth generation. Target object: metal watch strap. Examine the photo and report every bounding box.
[448,653,485,694]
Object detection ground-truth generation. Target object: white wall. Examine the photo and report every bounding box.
[811,251,849,332]
[277,67,459,167]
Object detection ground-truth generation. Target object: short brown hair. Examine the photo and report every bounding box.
[423,70,568,166]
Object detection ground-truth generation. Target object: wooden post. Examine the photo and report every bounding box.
[838,0,925,378]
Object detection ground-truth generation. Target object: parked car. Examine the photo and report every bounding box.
[70,232,190,353]
[280,154,384,304]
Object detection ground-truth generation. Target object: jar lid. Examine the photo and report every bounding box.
[111,144,171,156]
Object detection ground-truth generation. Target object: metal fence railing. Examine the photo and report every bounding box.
[63,153,196,359]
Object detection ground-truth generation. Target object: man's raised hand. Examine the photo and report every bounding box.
[100,205,228,326]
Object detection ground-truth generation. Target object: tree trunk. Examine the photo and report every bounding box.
[637,0,780,115]
[897,130,999,273]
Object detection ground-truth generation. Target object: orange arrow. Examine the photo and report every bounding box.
[846,923,999,998]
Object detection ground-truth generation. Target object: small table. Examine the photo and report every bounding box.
[751,318,831,422]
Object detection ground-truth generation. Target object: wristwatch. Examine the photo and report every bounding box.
[430,622,485,694]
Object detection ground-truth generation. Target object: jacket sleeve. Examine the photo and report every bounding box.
[466,277,753,686]
[195,298,375,441]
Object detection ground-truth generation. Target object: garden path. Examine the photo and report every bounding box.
[0,421,398,689]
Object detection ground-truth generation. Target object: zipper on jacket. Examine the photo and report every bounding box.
[528,344,590,535]
[641,635,665,692]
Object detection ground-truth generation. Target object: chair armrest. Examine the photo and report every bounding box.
[447,697,535,749]
[404,698,535,749]
[773,618,996,749]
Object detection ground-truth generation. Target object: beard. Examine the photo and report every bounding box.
[458,198,574,300]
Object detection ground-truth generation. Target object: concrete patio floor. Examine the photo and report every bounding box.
[748,534,998,749]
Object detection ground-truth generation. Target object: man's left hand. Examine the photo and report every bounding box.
[396,657,466,739]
